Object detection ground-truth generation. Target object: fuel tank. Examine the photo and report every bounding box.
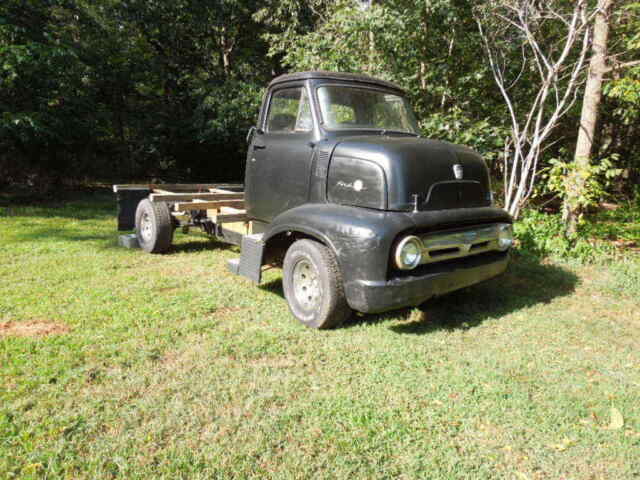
[330,136,492,212]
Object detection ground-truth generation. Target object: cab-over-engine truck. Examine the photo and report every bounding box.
[114,71,514,329]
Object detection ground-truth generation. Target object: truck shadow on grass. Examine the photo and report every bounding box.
[170,238,237,254]
[384,254,578,334]
[260,256,578,335]
[261,254,578,332]
[255,255,578,333]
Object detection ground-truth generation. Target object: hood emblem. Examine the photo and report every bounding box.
[336,180,365,192]
[453,164,464,180]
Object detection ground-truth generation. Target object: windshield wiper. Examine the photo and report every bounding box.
[380,129,420,137]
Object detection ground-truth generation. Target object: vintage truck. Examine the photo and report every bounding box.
[113,71,513,329]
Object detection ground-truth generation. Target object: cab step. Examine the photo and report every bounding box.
[226,233,265,283]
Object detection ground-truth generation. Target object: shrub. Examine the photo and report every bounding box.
[514,209,614,263]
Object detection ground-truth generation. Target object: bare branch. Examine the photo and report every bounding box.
[475,0,594,218]
[604,59,640,72]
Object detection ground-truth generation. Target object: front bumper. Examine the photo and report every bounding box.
[344,251,509,313]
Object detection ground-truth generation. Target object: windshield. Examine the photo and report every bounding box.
[317,85,419,134]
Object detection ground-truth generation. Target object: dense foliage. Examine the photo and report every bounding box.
[1,0,638,209]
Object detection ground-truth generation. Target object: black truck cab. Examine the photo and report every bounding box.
[235,71,512,328]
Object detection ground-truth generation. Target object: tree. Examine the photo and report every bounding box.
[475,0,593,219]
[563,0,640,234]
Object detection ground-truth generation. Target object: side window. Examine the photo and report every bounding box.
[266,87,313,133]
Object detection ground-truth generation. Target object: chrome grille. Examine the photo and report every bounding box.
[418,224,501,264]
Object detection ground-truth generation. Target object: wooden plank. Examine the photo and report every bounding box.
[209,187,238,193]
[220,206,246,214]
[114,183,243,192]
[157,183,243,191]
[175,200,245,211]
[150,192,244,203]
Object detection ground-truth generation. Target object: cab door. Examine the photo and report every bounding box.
[245,85,315,223]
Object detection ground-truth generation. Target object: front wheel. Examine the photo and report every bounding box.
[282,239,352,329]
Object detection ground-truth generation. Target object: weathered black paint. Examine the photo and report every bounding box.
[330,137,491,211]
[242,71,513,313]
[327,156,387,210]
[246,75,492,219]
[269,71,405,94]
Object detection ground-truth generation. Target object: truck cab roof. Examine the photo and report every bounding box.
[268,71,405,94]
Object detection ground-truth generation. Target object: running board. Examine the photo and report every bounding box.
[226,233,265,283]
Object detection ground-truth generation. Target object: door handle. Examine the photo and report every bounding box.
[253,144,266,150]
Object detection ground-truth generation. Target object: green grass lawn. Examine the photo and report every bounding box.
[1,192,639,479]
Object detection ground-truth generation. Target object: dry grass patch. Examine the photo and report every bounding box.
[0,320,70,338]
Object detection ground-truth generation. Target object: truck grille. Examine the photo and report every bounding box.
[417,224,502,265]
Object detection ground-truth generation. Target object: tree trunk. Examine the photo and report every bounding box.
[419,61,427,91]
[563,0,613,235]
[220,27,233,76]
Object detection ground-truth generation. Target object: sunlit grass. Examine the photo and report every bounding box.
[1,192,639,479]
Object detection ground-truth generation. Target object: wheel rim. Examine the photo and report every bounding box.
[140,212,153,242]
[292,258,321,310]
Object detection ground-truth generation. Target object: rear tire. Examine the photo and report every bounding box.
[135,199,173,253]
[282,239,352,329]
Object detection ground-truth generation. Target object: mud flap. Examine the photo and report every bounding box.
[227,233,265,283]
[115,188,151,231]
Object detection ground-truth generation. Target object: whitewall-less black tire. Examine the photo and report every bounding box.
[135,199,174,253]
[282,239,352,329]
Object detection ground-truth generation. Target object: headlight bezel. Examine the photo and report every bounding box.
[394,235,424,270]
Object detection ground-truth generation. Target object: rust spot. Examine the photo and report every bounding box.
[0,320,71,338]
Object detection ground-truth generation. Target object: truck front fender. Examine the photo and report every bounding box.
[263,204,513,312]
[264,203,415,293]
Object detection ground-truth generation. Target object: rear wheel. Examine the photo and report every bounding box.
[135,199,174,253]
[282,239,352,329]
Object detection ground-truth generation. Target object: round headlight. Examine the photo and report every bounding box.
[395,236,423,270]
[497,224,513,251]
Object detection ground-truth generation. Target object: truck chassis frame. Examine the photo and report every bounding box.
[113,183,251,246]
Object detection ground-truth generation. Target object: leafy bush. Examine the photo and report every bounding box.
[514,209,614,262]
[536,155,622,221]
[515,192,640,263]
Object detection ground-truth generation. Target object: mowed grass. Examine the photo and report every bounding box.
[1,192,639,479]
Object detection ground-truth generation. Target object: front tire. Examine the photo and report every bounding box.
[282,239,352,329]
[135,199,174,253]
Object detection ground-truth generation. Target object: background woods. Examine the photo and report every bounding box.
[1,0,639,226]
